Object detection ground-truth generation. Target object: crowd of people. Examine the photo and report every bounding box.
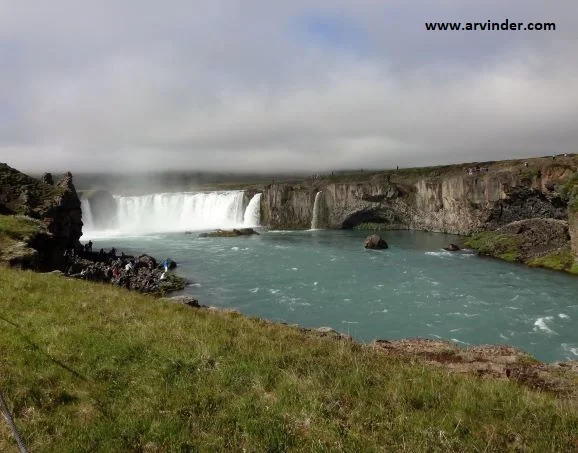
[61,244,181,293]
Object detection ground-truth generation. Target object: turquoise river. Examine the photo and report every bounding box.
[85,229,578,363]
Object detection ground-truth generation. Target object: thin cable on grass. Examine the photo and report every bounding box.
[0,389,28,453]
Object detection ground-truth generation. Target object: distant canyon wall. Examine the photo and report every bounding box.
[260,164,573,237]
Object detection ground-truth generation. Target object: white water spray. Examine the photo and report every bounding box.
[80,198,95,232]
[311,191,323,229]
[81,191,247,237]
[243,193,262,227]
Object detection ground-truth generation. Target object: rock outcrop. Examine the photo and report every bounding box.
[0,164,83,269]
[443,243,461,251]
[199,228,259,238]
[465,218,577,274]
[371,338,577,394]
[64,249,187,294]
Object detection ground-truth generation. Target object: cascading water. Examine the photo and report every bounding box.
[80,198,95,232]
[81,191,247,237]
[310,191,323,229]
[243,193,262,227]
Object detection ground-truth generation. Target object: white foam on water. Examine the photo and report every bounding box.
[533,316,557,335]
[448,312,479,318]
[249,287,259,293]
[558,313,570,319]
[231,247,239,251]
[561,344,578,356]
[291,267,298,271]
[499,333,509,340]
[425,251,453,257]
[451,338,470,345]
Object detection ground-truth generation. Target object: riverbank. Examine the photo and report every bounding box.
[465,218,578,275]
[1,267,577,451]
[0,213,187,295]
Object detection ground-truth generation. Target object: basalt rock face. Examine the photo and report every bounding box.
[261,184,321,229]
[570,202,578,258]
[261,163,577,236]
[0,164,83,269]
[486,186,567,229]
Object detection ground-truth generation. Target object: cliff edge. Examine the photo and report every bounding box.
[0,163,83,269]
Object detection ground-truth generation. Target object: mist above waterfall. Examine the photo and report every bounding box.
[82,190,261,238]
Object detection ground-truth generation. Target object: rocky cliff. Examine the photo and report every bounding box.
[260,158,576,237]
[570,197,578,257]
[0,163,83,269]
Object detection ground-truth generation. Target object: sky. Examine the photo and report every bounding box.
[1,1,577,174]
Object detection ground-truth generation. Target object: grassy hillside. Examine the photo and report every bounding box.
[1,269,578,452]
[0,215,47,265]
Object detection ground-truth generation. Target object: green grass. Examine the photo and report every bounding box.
[1,269,578,452]
[528,247,578,274]
[519,168,542,185]
[561,172,578,199]
[0,216,47,264]
[353,222,387,231]
[0,215,46,242]
[465,231,522,263]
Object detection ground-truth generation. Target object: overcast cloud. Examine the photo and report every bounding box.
[1,1,577,173]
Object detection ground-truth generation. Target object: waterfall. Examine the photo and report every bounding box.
[243,193,262,227]
[80,198,95,233]
[80,191,247,237]
[311,191,323,229]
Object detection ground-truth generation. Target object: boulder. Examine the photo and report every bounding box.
[138,254,157,268]
[443,243,461,251]
[364,234,388,249]
[168,296,200,308]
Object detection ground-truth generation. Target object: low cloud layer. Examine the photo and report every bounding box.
[1,1,577,173]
